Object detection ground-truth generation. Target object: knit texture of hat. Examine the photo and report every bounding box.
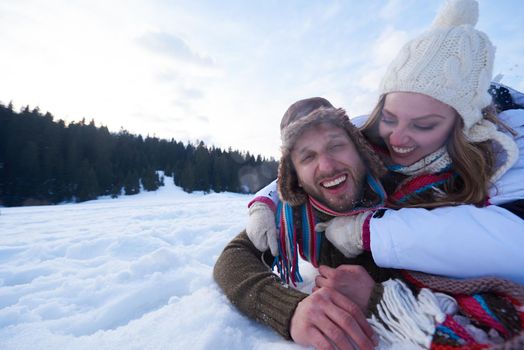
[278,97,386,206]
[380,0,519,181]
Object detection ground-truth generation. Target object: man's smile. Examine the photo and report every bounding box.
[319,174,348,190]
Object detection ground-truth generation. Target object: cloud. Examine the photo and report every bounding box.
[138,32,214,66]
[170,113,209,124]
[196,115,209,123]
[179,87,204,100]
[352,26,408,94]
[372,26,408,65]
[379,0,405,20]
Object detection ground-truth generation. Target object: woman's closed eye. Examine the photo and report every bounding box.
[380,113,396,125]
[413,123,437,131]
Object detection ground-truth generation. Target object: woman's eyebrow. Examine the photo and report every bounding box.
[383,108,446,120]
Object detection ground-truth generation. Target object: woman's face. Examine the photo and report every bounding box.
[378,92,457,166]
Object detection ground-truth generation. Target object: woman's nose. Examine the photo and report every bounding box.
[388,127,410,145]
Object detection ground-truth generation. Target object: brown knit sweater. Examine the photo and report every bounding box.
[213,230,397,340]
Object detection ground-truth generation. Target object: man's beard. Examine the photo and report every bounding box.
[306,168,366,213]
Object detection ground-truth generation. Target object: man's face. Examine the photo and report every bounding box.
[290,123,366,212]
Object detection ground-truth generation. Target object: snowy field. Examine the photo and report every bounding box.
[0,176,317,350]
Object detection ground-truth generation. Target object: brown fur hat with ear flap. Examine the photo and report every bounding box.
[278,97,387,207]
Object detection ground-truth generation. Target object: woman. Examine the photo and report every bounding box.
[246,0,524,284]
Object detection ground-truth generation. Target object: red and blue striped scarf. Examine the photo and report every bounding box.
[274,173,386,286]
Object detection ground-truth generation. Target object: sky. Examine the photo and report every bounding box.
[0,0,523,159]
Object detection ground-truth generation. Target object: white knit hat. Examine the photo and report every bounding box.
[380,0,518,181]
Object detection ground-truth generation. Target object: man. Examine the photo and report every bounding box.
[213,97,392,350]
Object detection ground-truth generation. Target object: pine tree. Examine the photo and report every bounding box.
[76,160,100,202]
[141,168,160,191]
[178,161,196,192]
[124,171,140,195]
[194,141,211,192]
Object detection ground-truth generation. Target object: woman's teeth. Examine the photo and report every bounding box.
[321,175,347,188]
[392,145,416,154]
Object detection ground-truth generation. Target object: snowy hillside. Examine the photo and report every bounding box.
[0,176,315,350]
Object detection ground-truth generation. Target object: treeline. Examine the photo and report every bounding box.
[0,103,278,207]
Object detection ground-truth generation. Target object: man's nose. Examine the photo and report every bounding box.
[317,153,336,172]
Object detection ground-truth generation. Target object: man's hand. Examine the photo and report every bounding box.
[290,287,376,350]
[246,202,279,256]
[314,265,375,312]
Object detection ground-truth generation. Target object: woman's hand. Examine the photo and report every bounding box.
[246,202,279,256]
[316,213,371,258]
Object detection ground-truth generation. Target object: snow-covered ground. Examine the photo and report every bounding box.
[0,176,317,350]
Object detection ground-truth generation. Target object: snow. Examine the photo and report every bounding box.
[0,175,315,350]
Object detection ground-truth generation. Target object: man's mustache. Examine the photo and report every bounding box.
[315,168,359,186]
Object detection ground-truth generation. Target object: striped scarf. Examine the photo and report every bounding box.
[388,171,456,205]
[387,146,452,176]
[273,173,386,286]
[382,146,459,206]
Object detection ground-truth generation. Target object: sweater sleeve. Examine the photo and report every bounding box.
[213,231,308,340]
